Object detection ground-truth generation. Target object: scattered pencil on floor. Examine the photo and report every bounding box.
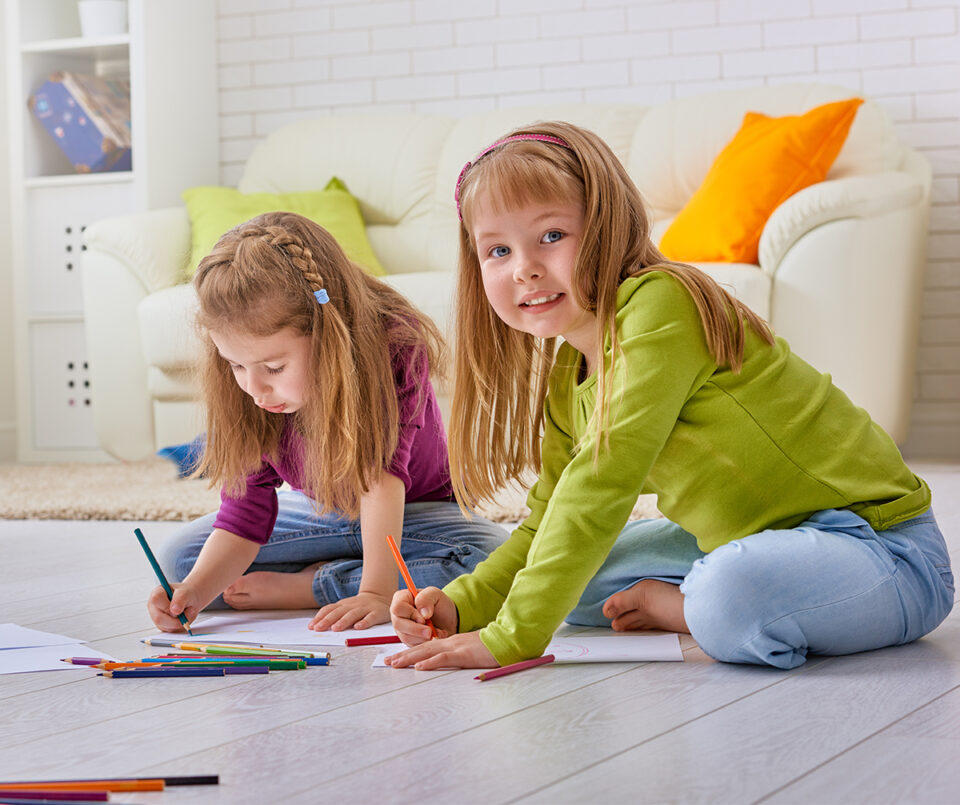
[59,657,112,666]
[99,668,227,678]
[345,635,402,647]
[475,654,556,682]
[141,638,328,659]
[0,789,109,801]
[0,776,218,793]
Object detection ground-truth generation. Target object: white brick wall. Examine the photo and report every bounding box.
[216,0,960,458]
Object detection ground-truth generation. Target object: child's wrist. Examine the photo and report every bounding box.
[357,585,393,601]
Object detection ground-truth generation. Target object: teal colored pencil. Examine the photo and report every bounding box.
[134,527,193,635]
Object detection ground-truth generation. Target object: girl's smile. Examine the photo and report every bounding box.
[472,197,598,368]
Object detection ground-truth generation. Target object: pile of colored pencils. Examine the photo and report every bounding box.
[61,639,330,679]
[0,775,217,803]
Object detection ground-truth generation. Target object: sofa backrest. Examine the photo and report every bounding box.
[237,83,906,276]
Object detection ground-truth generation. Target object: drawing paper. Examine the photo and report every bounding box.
[0,644,115,675]
[0,622,88,649]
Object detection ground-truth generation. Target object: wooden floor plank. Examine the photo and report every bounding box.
[274,656,827,804]
[518,656,960,804]
[766,686,960,803]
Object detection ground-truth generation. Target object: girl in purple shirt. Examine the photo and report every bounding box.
[146,212,506,634]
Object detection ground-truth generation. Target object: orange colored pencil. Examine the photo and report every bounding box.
[0,780,164,792]
[385,534,438,639]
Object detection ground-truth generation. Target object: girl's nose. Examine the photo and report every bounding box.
[513,251,543,282]
[246,374,269,396]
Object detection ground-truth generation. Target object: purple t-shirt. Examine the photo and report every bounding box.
[213,343,454,545]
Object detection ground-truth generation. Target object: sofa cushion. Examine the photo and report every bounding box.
[629,84,904,225]
[659,97,863,264]
[181,177,386,278]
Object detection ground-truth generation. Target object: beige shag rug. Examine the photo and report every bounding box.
[0,458,661,523]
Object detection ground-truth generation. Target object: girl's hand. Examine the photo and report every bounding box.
[308,591,392,632]
[146,583,201,633]
[384,631,497,670]
[390,586,458,645]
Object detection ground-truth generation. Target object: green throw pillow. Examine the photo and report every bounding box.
[181,177,387,278]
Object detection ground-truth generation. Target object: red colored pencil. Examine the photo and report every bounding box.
[475,654,556,682]
[385,534,438,639]
[344,635,402,647]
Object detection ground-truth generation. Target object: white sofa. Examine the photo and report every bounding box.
[82,83,931,461]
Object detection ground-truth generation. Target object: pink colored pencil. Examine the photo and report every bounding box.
[475,654,556,682]
[0,791,109,802]
[344,635,402,647]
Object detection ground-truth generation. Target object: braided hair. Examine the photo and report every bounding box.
[192,211,444,517]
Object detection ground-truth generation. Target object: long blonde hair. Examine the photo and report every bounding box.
[451,121,774,510]
[193,211,444,516]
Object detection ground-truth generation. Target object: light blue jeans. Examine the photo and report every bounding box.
[566,507,954,669]
[158,490,508,607]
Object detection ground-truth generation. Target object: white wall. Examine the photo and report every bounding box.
[214,0,960,459]
[0,9,17,462]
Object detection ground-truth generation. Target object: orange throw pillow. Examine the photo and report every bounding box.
[659,97,864,264]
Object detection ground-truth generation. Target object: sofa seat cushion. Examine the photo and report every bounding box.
[694,263,771,321]
[147,366,196,401]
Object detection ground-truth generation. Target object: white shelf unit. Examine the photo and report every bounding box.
[5,0,218,461]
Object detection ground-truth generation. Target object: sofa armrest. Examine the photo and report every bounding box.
[83,208,192,295]
[766,188,929,444]
[81,208,191,460]
[759,173,925,276]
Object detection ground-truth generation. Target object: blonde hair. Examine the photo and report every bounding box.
[450,120,774,510]
[193,211,444,517]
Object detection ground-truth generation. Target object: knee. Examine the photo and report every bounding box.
[155,526,207,582]
[682,542,807,669]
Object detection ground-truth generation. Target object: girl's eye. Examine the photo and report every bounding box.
[266,366,285,375]
[490,245,510,259]
[542,230,563,244]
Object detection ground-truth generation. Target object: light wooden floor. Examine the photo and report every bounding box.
[2,461,959,804]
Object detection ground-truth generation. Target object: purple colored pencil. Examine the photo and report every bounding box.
[59,658,110,666]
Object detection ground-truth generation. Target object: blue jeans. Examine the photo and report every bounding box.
[158,490,508,607]
[566,508,954,669]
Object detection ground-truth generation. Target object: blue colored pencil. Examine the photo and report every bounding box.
[134,527,193,635]
[99,668,225,678]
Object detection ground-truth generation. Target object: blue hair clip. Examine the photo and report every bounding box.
[313,288,329,305]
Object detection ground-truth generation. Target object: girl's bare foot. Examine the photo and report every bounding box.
[602,579,690,634]
[223,563,323,610]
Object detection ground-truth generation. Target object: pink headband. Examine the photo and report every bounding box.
[454,133,572,221]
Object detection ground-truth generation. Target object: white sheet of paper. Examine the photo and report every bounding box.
[372,632,683,669]
[157,611,399,647]
[0,623,88,649]
[548,633,682,662]
[0,644,116,675]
